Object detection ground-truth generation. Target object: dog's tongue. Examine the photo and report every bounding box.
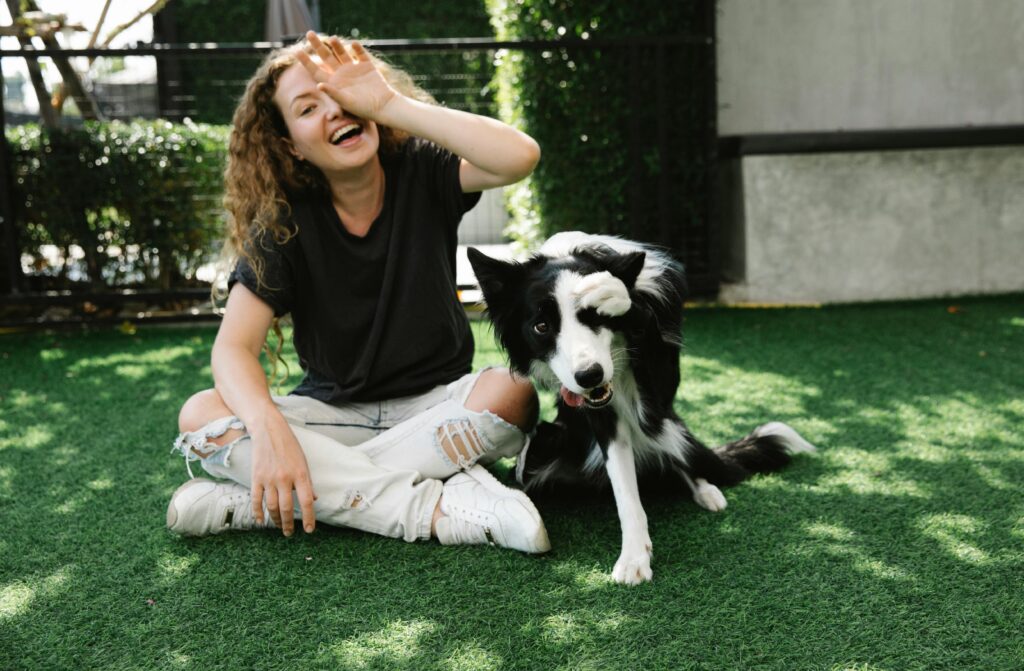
[559,386,586,408]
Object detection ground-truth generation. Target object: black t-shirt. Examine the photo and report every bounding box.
[228,138,481,403]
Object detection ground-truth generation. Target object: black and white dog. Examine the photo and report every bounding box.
[468,232,815,585]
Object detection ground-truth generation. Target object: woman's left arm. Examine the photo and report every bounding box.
[379,95,540,192]
[297,32,540,192]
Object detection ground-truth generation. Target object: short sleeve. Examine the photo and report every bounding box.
[410,139,482,228]
[227,231,295,317]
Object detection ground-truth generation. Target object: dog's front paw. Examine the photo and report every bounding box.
[611,547,653,585]
[573,272,631,317]
[693,479,728,512]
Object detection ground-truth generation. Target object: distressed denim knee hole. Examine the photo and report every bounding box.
[171,415,247,478]
[435,419,490,470]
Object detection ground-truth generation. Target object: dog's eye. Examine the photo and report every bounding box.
[532,322,549,335]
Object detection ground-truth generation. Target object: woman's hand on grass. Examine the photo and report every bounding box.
[250,410,317,536]
[296,31,397,122]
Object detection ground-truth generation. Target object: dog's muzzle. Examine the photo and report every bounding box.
[560,383,613,409]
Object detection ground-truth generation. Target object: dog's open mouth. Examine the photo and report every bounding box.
[559,383,613,409]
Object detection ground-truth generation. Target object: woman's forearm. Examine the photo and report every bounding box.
[211,340,280,429]
[378,95,540,186]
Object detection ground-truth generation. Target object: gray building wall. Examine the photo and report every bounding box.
[718,0,1024,135]
[716,0,1024,303]
[720,147,1024,304]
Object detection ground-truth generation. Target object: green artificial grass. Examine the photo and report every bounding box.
[1,295,1022,670]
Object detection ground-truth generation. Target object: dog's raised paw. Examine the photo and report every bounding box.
[612,550,653,585]
[693,480,728,512]
[573,272,631,317]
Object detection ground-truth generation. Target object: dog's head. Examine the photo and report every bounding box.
[468,245,645,410]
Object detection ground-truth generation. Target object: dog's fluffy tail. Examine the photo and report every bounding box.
[692,422,817,487]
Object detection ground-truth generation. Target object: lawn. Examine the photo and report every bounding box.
[1,296,1022,670]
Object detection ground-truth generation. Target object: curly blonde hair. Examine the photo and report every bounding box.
[223,36,433,279]
[220,36,434,382]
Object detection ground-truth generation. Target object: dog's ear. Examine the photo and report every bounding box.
[467,247,522,302]
[605,251,646,288]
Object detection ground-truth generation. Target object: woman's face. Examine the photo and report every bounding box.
[273,61,380,175]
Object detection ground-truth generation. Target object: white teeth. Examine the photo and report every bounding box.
[330,124,360,144]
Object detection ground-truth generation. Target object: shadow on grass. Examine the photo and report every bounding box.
[2,298,1022,669]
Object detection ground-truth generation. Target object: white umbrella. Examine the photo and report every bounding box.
[265,0,318,42]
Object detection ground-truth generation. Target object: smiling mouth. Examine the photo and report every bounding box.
[330,123,363,145]
[559,383,613,409]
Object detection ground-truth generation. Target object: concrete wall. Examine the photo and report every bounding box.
[718,0,1024,134]
[458,188,508,245]
[720,146,1024,304]
[716,0,1024,303]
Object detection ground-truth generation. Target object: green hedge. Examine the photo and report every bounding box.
[7,120,228,290]
[487,0,715,265]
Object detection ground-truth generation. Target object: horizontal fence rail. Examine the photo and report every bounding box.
[0,34,717,329]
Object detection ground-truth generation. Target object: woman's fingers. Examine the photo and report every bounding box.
[294,49,324,80]
[328,36,353,64]
[349,41,369,61]
[295,477,317,534]
[264,487,283,531]
[277,485,296,536]
[251,482,265,524]
[306,31,337,66]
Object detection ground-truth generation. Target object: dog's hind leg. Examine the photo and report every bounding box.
[657,419,737,510]
[677,469,728,512]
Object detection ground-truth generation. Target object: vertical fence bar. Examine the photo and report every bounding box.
[703,0,720,295]
[0,61,24,294]
[655,43,670,247]
[627,43,643,235]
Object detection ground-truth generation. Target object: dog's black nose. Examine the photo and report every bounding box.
[574,364,605,389]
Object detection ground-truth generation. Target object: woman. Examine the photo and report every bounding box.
[167,33,549,553]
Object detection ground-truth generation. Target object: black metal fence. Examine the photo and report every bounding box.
[0,35,716,328]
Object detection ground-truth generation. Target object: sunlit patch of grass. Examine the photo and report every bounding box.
[798,522,916,582]
[0,567,70,622]
[444,643,503,670]
[0,424,53,451]
[324,619,438,669]
[917,514,991,565]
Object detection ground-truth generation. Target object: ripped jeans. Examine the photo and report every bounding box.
[171,370,527,542]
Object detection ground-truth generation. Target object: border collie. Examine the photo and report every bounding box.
[468,232,816,585]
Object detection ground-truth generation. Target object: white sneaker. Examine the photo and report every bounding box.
[166,478,270,536]
[436,465,551,554]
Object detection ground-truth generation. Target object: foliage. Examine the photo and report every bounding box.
[487,0,715,271]
[7,120,228,290]
[164,0,494,123]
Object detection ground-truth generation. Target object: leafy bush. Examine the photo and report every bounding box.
[7,120,228,290]
[487,0,716,280]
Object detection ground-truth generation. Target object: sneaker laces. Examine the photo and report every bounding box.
[218,487,262,530]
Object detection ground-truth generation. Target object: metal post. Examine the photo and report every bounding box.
[704,0,720,296]
[0,64,24,294]
[153,2,185,121]
[627,45,643,236]
[655,43,670,246]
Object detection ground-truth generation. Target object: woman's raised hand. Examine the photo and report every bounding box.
[295,31,397,121]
